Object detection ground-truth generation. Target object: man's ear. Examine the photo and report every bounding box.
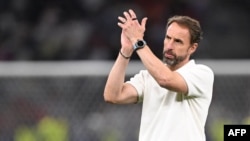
[189,43,198,55]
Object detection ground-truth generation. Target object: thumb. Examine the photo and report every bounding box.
[141,17,148,29]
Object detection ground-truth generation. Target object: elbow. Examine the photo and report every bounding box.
[103,93,111,103]
[157,77,176,91]
[158,79,166,88]
[157,76,170,88]
[157,77,187,94]
[103,92,116,104]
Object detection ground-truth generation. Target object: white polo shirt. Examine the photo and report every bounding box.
[127,60,214,141]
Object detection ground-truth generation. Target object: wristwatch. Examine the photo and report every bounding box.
[133,40,147,51]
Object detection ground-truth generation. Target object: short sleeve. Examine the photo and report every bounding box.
[126,70,148,103]
[177,64,214,98]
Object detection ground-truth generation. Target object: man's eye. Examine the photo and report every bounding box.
[165,36,171,40]
[175,39,182,44]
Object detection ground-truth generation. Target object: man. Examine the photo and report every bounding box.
[103,9,214,141]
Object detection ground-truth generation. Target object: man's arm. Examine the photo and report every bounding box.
[103,27,138,104]
[135,46,188,94]
[103,51,138,104]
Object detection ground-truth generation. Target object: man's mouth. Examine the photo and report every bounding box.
[165,52,175,59]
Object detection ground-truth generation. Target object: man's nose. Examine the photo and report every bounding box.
[165,41,174,50]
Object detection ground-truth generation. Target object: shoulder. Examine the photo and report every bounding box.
[177,60,214,83]
[178,60,214,75]
[195,63,214,76]
[178,60,214,96]
[134,70,151,78]
[128,70,155,85]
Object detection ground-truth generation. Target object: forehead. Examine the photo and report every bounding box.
[166,22,190,41]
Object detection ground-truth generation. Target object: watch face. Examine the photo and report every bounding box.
[134,40,146,50]
[137,40,144,47]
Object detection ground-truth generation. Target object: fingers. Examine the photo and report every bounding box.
[118,16,126,23]
[123,11,131,21]
[117,16,125,28]
[118,9,137,23]
[117,9,148,30]
[128,9,137,20]
[123,9,137,22]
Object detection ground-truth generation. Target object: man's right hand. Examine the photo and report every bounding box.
[120,30,133,57]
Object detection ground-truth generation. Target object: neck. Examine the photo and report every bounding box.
[168,59,190,71]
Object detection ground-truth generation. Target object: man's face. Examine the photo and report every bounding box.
[163,22,194,67]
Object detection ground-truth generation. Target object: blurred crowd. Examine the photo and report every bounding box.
[0,0,249,61]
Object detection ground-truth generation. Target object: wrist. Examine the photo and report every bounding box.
[120,48,133,59]
[130,37,143,45]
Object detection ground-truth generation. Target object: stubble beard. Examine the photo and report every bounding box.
[162,50,187,67]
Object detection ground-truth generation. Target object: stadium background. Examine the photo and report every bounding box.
[0,0,249,141]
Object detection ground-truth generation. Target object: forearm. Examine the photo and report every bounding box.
[103,52,130,102]
[136,46,173,87]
